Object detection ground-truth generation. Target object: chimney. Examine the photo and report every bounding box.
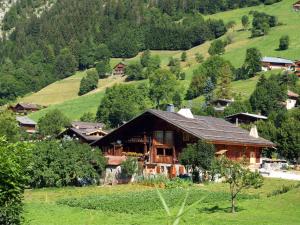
[178,108,194,119]
[249,125,259,138]
[166,104,175,113]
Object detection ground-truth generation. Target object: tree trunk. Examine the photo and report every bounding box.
[231,196,235,213]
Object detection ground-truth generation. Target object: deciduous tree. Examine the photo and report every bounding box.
[217,157,263,213]
[38,109,70,137]
[149,69,177,108]
[180,140,215,182]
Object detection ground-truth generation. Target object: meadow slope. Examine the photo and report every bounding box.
[24,0,300,121]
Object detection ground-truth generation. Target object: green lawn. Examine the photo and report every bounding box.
[24,0,300,122]
[23,179,300,225]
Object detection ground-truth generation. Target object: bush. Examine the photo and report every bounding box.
[125,63,144,81]
[208,39,225,56]
[251,12,278,37]
[195,53,204,63]
[279,35,289,50]
[0,138,32,225]
[78,69,98,96]
[28,140,106,188]
[267,183,300,197]
[120,157,139,179]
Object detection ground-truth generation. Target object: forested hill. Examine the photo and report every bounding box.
[0,0,281,105]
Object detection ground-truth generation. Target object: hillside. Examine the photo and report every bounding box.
[26,0,300,122]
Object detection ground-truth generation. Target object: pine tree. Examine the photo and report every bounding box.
[216,64,232,99]
[204,77,215,104]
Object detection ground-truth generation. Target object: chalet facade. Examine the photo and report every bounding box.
[113,62,126,76]
[294,60,300,77]
[10,103,40,114]
[59,122,107,144]
[225,113,267,125]
[92,109,274,177]
[16,116,37,134]
[293,1,300,11]
[261,57,294,71]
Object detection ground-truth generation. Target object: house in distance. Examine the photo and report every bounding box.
[286,90,299,110]
[225,112,268,125]
[16,116,37,134]
[261,57,294,71]
[294,60,300,77]
[211,98,234,112]
[10,103,41,114]
[59,121,107,144]
[293,1,300,11]
[92,108,274,178]
[113,62,126,76]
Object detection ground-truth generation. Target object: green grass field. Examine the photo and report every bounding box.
[23,0,300,122]
[23,178,300,225]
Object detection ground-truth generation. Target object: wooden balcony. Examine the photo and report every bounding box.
[154,155,173,164]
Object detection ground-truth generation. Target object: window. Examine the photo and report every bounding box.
[183,133,190,142]
[165,148,173,156]
[154,131,164,144]
[165,131,174,145]
[154,131,174,145]
[157,148,164,155]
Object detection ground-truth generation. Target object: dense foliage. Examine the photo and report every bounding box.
[149,69,178,107]
[0,138,32,225]
[180,140,215,182]
[38,109,70,137]
[96,84,152,127]
[251,11,278,37]
[186,56,234,100]
[29,140,106,188]
[0,0,232,104]
[257,109,300,162]
[0,110,20,142]
[78,69,99,96]
[250,74,286,116]
[58,188,256,214]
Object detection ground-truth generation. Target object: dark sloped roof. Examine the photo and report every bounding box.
[288,90,299,98]
[71,121,105,130]
[93,109,274,147]
[16,103,39,109]
[69,128,105,142]
[261,57,294,65]
[16,116,37,125]
[225,112,268,120]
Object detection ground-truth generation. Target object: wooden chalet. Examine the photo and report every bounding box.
[211,99,234,111]
[10,103,40,114]
[92,109,274,177]
[286,90,299,110]
[261,57,294,71]
[113,62,126,75]
[293,1,300,11]
[225,113,267,125]
[59,121,107,144]
[294,60,300,77]
[16,116,37,134]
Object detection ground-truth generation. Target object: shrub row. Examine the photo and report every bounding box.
[267,183,300,197]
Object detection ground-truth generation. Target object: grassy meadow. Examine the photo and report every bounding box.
[23,178,300,225]
[22,0,300,121]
